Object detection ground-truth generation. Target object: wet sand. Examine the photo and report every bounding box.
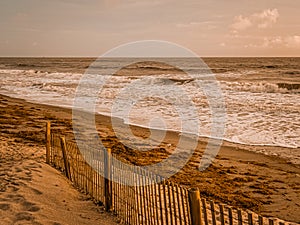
[0,94,299,224]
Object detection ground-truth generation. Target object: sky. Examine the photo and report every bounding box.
[0,0,299,57]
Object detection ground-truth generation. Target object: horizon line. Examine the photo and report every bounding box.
[0,55,299,58]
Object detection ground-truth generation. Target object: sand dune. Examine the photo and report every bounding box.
[0,136,119,225]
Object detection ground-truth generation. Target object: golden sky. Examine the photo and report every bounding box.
[0,0,299,56]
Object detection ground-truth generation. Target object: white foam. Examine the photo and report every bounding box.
[222,81,300,94]
[0,68,299,153]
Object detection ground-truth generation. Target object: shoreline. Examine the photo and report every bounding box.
[2,93,299,161]
[0,93,299,223]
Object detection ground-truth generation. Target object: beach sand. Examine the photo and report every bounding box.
[0,96,120,224]
[0,94,299,224]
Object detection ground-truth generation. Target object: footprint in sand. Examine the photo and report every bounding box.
[15,167,23,173]
[24,162,40,169]
[30,187,43,195]
[52,222,63,225]
[5,194,25,203]
[0,197,9,202]
[19,176,32,181]
[14,211,35,222]
[0,203,10,211]
[5,194,40,212]
[22,201,40,212]
[7,184,19,192]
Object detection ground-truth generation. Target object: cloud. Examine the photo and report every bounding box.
[285,35,300,48]
[254,8,279,28]
[262,36,283,48]
[244,35,300,49]
[177,21,210,27]
[231,15,252,31]
[231,8,279,32]
[176,21,218,30]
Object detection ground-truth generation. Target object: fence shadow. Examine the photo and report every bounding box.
[46,122,293,225]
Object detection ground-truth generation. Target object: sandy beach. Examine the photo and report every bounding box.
[0,93,299,224]
[1,0,300,223]
[0,95,120,224]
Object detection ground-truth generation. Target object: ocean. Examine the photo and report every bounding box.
[0,57,299,150]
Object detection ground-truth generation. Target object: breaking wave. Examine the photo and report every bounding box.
[225,82,300,93]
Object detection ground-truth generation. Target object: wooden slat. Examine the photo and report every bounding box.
[176,184,184,225]
[96,158,100,203]
[220,204,225,225]
[134,167,140,225]
[145,171,150,225]
[84,161,87,193]
[201,199,208,225]
[163,181,169,225]
[167,181,174,225]
[154,175,160,225]
[171,183,178,225]
[132,166,138,225]
[129,165,134,225]
[157,176,165,225]
[142,169,149,225]
[104,148,112,211]
[238,209,243,225]
[180,187,188,225]
[148,172,156,225]
[121,163,126,224]
[210,201,217,225]
[258,216,263,225]
[46,122,51,164]
[248,213,253,225]
[127,165,131,224]
[228,207,233,225]
[139,168,145,224]
[148,171,155,225]
[117,161,121,218]
[125,165,129,224]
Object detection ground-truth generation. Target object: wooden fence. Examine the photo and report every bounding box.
[45,122,295,225]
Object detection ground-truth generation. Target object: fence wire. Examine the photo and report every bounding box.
[49,133,292,225]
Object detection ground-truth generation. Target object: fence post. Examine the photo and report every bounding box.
[248,213,253,225]
[104,148,112,211]
[60,136,71,180]
[188,188,203,225]
[238,210,243,225]
[46,121,51,164]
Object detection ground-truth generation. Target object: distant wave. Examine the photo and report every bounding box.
[132,65,182,72]
[277,83,300,90]
[226,82,300,94]
[283,70,300,76]
[17,63,43,68]
[0,69,37,74]
[140,77,195,86]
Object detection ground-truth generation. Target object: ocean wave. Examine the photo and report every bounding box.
[136,77,196,86]
[17,63,45,68]
[283,70,300,75]
[225,82,300,94]
[0,69,43,75]
[277,83,300,90]
[0,69,28,74]
[121,61,184,73]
